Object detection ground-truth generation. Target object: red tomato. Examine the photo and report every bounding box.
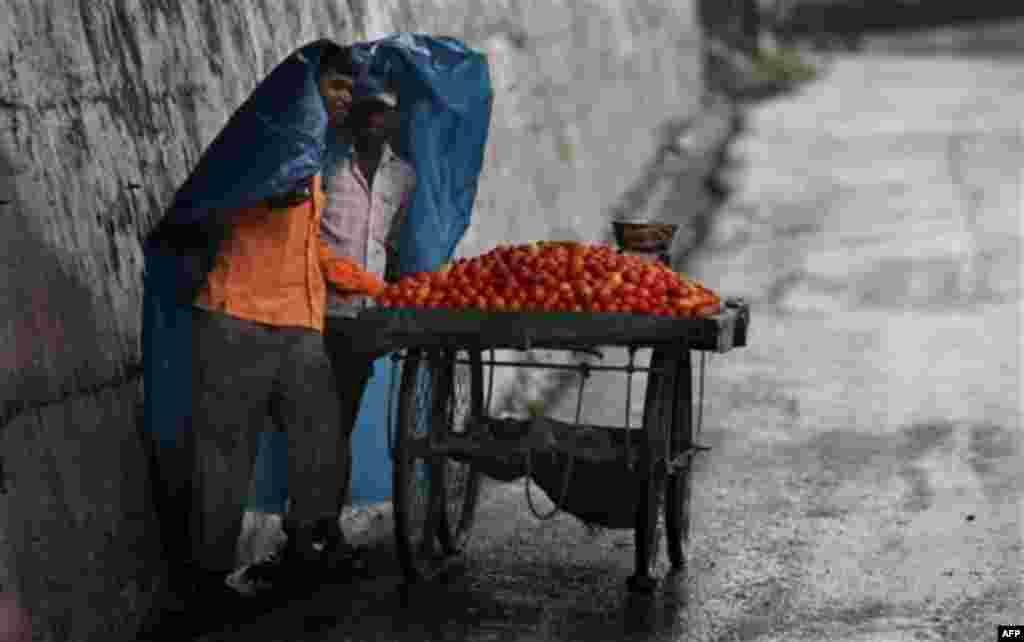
[410,242,721,317]
[696,302,720,317]
[674,298,694,312]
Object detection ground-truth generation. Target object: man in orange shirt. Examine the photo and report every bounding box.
[145,42,370,610]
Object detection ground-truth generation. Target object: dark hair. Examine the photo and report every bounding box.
[320,43,355,78]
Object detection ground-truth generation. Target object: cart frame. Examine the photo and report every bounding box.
[353,298,749,592]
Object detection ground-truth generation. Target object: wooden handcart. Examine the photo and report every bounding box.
[351,298,749,593]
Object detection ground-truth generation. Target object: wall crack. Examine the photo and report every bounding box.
[0,364,142,438]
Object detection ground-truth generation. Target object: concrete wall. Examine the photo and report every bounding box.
[0,1,704,639]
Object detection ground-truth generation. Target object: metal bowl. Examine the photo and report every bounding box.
[611,221,678,253]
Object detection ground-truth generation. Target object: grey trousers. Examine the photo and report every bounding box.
[322,316,377,510]
[187,308,346,573]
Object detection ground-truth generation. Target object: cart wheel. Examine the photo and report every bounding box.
[664,348,694,571]
[628,347,669,593]
[436,348,485,556]
[393,349,447,583]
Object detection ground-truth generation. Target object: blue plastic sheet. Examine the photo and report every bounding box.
[351,33,493,274]
[167,42,331,224]
[142,35,492,514]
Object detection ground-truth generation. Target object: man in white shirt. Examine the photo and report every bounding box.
[319,85,417,567]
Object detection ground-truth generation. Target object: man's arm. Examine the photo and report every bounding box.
[318,240,386,298]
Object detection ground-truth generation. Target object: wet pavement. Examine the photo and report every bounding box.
[195,50,1022,642]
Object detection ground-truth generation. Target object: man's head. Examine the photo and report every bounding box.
[349,88,400,146]
[319,45,356,125]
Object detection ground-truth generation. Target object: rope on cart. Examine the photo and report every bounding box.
[524,360,589,521]
[524,449,575,521]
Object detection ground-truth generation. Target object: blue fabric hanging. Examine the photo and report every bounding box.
[350,33,493,275]
[166,43,332,224]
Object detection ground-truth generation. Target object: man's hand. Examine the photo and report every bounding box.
[323,255,386,297]
[329,286,364,304]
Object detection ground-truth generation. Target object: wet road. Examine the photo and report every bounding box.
[199,51,1022,642]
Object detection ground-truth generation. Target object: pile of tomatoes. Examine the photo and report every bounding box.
[377,241,722,318]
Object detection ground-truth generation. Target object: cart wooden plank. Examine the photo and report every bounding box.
[352,298,749,356]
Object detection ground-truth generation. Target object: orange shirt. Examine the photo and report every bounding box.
[195,175,353,333]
